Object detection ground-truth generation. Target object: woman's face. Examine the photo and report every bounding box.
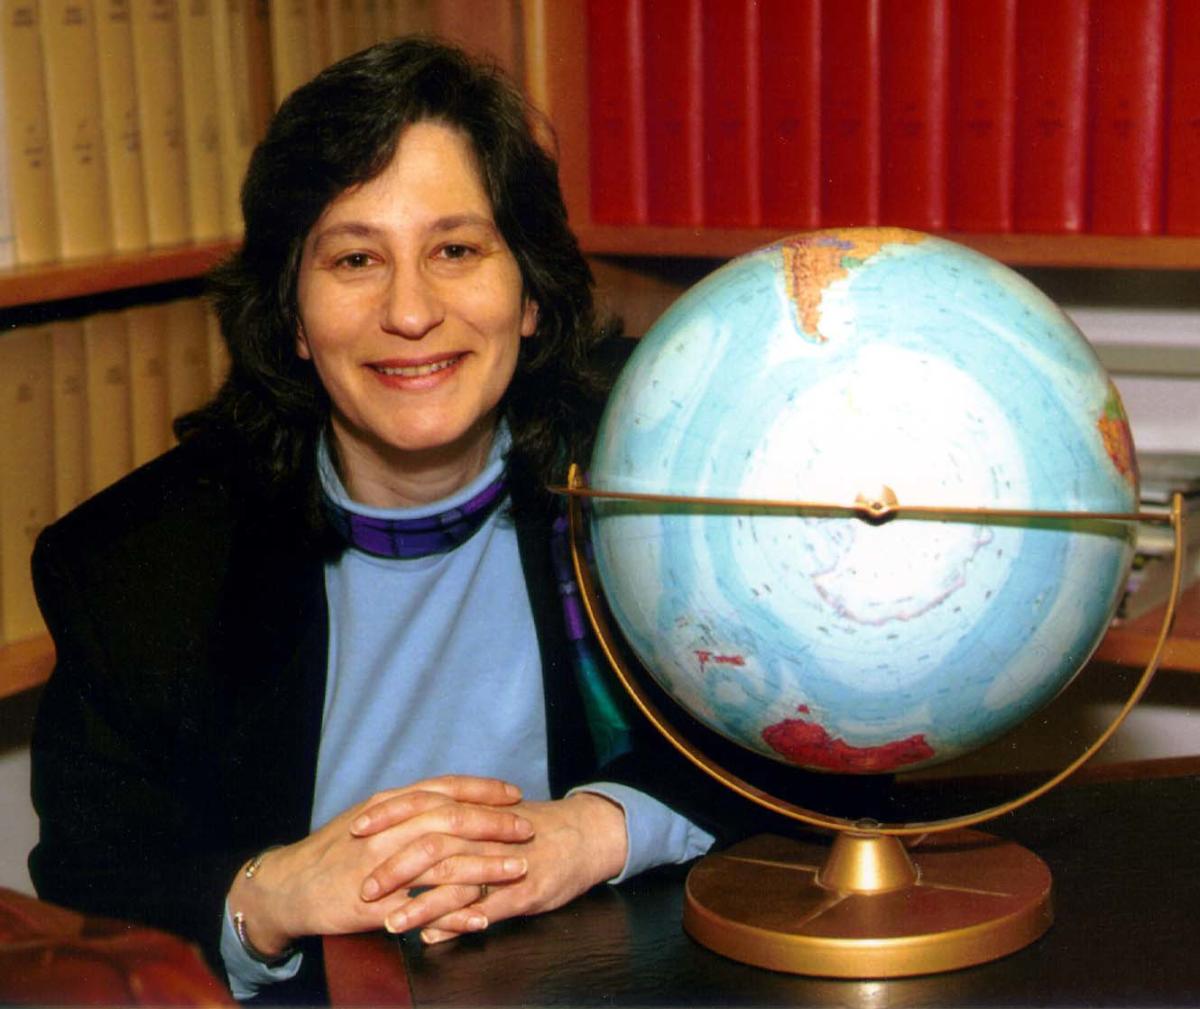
[296,120,537,505]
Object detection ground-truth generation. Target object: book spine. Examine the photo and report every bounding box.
[307,0,331,73]
[1165,0,1200,234]
[129,0,191,246]
[1087,0,1166,235]
[164,298,212,423]
[82,311,134,494]
[819,0,881,227]
[324,0,352,61]
[431,0,520,78]
[1013,0,1090,234]
[757,0,820,230]
[269,0,312,106]
[947,0,1016,232]
[93,0,150,252]
[586,0,647,225]
[48,319,88,517]
[123,304,171,467]
[243,0,274,131]
[389,0,432,37]
[700,0,760,228]
[0,20,15,268]
[210,0,243,237]
[0,327,55,643]
[0,1,60,264]
[177,0,225,242]
[40,0,113,258]
[641,0,703,227]
[880,0,948,230]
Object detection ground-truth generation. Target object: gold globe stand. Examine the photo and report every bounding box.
[560,466,1188,978]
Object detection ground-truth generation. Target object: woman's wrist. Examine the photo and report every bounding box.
[228,846,295,960]
[567,791,629,884]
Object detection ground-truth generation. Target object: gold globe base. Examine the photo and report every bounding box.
[684,829,1053,978]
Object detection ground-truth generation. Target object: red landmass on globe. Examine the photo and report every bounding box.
[761,706,935,772]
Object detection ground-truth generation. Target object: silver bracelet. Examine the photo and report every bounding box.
[232,847,296,966]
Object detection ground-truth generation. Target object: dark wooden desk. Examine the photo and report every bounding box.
[327,772,1200,1007]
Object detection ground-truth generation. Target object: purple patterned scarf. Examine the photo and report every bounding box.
[323,474,509,559]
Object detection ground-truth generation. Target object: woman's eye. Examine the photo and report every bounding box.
[334,252,374,269]
[438,243,476,261]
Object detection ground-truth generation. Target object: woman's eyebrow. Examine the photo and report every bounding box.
[308,214,498,250]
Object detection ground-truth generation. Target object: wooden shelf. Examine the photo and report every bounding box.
[0,240,239,310]
[0,635,53,700]
[1095,582,1200,673]
[577,226,1200,270]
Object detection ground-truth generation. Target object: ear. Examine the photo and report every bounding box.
[295,319,312,360]
[520,298,538,338]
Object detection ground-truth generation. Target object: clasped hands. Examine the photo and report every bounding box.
[227,775,628,954]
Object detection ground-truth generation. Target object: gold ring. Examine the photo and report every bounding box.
[479,883,490,899]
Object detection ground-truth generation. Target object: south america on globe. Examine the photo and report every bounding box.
[589,228,1137,774]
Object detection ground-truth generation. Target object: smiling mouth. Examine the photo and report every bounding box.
[372,356,461,378]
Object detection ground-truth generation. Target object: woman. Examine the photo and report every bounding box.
[28,38,719,1002]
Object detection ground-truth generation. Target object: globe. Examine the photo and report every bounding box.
[588,227,1138,776]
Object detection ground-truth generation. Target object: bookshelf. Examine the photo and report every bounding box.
[0,240,237,311]
[2,1,1199,701]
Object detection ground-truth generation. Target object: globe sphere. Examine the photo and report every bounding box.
[589,228,1137,774]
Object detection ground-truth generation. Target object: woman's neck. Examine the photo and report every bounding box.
[328,417,498,509]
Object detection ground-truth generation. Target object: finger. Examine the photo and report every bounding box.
[384,883,488,936]
[418,889,498,944]
[352,777,523,836]
[362,845,527,901]
[362,818,531,900]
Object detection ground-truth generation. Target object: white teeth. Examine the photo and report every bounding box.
[376,358,457,377]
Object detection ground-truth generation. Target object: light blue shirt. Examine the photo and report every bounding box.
[222,431,713,998]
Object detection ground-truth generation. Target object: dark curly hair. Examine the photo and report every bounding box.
[178,36,610,527]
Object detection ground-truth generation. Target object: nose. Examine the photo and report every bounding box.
[380,263,445,339]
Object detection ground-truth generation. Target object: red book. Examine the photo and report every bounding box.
[880,0,949,230]
[820,0,881,227]
[700,0,760,228]
[586,0,647,225]
[948,0,1017,232]
[1166,0,1200,233]
[1087,0,1166,235]
[641,0,703,226]
[1013,0,1090,233]
[757,0,820,229]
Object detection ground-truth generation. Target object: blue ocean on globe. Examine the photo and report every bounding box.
[589,228,1138,774]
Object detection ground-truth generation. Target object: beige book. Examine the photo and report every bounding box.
[210,0,251,236]
[307,0,330,71]
[124,303,171,465]
[0,327,54,643]
[177,0,223,241]
[0,1,59,264]
[40,0,113,258]
[205,304,229,391]
[163,297,210,424]
[93,0,150,251]
[387,0,429,36]
[129,0,190,246]
[48,319,88,516]
[82,310,134,494]
[269,0,311,105]
[345,0,373,53]
[0,31,16,268]
[324,0,352,60]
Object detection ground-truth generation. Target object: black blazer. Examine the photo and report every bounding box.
[28,436,697,984]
